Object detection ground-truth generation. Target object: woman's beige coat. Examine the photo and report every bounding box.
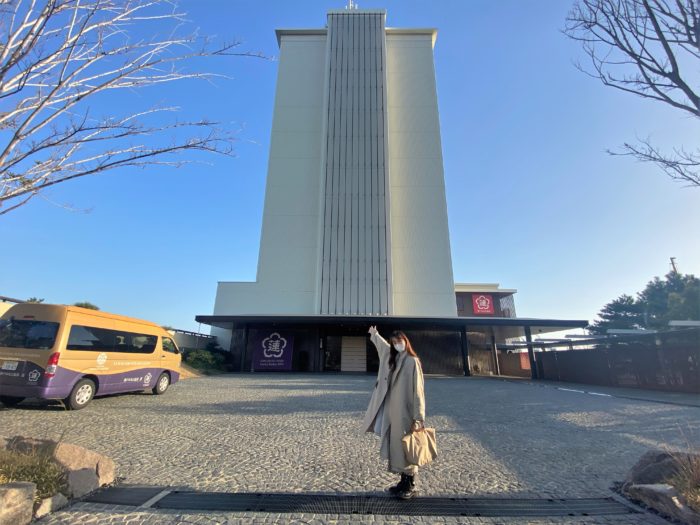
[362,331,426,474]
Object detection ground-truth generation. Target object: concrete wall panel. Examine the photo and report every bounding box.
[386,33,456,316]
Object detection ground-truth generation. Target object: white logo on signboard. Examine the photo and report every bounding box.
[262,333,287,358]
[475,295,491,311]
[144,372,152,385]
[96,353,108,366]
[28,370,40,382]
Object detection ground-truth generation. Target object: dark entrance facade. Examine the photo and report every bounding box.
[195,315,588,377]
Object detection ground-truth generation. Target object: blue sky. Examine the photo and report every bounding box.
[2,0,698,332]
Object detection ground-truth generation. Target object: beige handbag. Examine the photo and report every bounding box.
[402,425,438,467]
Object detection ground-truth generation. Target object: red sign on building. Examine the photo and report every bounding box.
[472,294,495,315]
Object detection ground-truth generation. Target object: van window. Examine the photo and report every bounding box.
[67,325,157,354]
[162,337,178,354]
[0,319,59,350]
[68,326,115,352]
[131,335,157,354]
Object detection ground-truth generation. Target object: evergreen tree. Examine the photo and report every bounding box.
[588,294,643,334]
[590,272,700,334]
[638,272,700,329]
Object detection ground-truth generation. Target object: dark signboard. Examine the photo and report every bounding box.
[252,331,294,371]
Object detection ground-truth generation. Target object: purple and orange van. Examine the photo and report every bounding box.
[0,303,181,409]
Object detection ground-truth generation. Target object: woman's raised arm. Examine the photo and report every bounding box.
[368,325,390,360]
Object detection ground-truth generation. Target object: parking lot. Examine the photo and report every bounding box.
[1,374,698,524]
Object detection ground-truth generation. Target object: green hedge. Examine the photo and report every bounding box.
[184,349,226,372]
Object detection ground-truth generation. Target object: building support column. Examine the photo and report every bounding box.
[240,325,248,373]
[460,326,471,377]
[317,328,325,372]
[524,326,538,380]
[490,329,501,376]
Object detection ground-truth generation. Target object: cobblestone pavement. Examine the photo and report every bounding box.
[1,374,698,524]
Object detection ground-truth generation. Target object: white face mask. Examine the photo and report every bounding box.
[394,341,406,352]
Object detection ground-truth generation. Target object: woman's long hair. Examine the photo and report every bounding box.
[388,330,419,369]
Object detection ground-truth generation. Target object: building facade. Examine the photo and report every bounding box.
[213,9,455,337]
[199,8,586,376]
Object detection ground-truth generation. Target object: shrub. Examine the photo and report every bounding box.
[184,349,226,372]
[72,302,99,310]
[670,452,700,513]
[0,448,66,502]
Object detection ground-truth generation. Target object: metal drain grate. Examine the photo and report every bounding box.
[85,487,638,517]
[85,486,164,506]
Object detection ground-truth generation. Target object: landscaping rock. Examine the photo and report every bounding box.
[624,449,681,487]
[626,483,700,525]
[0,481,36,525]
[34,492,69,519]
[67,467,100,498]
[1,437,115,517]
[3,436,53,455]
[53,442,116,486]
[4,436,116,486]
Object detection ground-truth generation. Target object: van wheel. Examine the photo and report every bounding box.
[65,379,95,410]
[152,372,170,395]
[0,395,24,407]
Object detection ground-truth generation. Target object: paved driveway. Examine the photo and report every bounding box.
[1,374,698,524]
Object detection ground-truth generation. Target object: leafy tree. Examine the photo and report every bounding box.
[25,297,44,303]
[565,0,700,187]
[639,272,700,328]
[205,339,223,352]
[73,302,99,310]
[589,294,643,334]
[590,272,700,333]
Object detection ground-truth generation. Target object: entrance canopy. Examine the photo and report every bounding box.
[195,314,587,337]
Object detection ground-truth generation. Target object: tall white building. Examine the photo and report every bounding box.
[198,7,586,376]
[214,9,455,324]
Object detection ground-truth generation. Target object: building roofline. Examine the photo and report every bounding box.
[195,314,587,331]
[275,29,327,47]
[275,27,438,48]
[386,27,438,48]
[0,295,25,303]
[326,8,387,15]
[455,283,518,295]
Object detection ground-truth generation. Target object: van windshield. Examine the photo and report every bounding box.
[0,319,60,350]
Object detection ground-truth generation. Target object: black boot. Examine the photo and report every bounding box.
[398,473,417,500]
[388,473,408,495]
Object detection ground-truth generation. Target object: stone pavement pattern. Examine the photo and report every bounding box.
[0,374,698,524]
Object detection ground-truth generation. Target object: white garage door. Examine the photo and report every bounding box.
[341,336,367,372]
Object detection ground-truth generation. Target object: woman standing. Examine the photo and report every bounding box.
[362,325,426,499]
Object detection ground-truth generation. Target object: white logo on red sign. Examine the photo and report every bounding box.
[475,295,491,311]
[472,294,495,315]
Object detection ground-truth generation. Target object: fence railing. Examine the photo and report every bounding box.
[479,328,700,393]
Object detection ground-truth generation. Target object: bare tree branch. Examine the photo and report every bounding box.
[610,139,700,186]
[565,0,700,188]
[0,0,268,214]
